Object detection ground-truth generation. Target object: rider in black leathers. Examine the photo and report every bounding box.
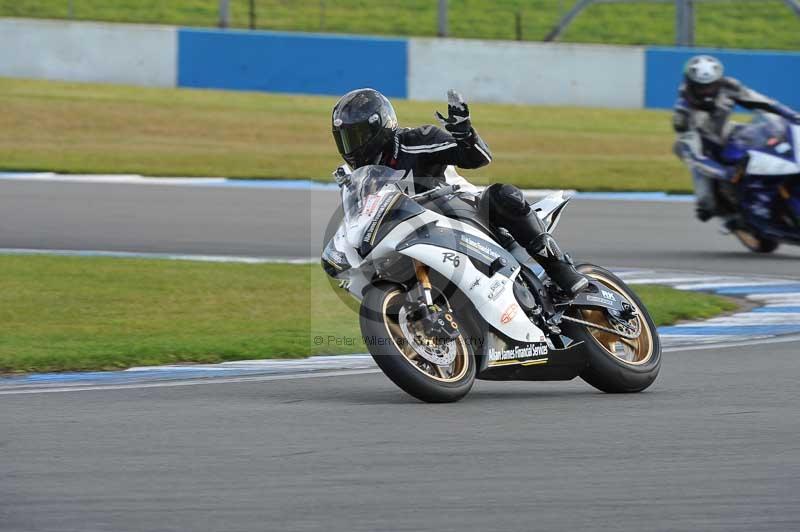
[672,55,800,221]
[331,88,588,296]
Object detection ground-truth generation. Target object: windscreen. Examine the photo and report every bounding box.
[341,165,407,223]
[729,113,788,150]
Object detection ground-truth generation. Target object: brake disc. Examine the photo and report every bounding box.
[398,307,458,366]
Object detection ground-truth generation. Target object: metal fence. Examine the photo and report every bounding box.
[2,1,798,47]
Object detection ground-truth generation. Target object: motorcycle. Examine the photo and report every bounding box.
[714,112,800,253]
[321,165,661,403]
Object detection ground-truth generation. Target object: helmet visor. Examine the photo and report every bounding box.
[691,80,721,100]
[333,121,380,157]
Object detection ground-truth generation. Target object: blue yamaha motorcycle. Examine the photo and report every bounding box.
[715,113,800,253]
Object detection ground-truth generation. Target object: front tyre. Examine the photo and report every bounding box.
[566,265,661,393]
[360,284,476,403]
[733,229,780,254]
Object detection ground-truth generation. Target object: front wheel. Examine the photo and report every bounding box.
[565,265,661,393]
[360,284,476,403]
[733,229,780,254]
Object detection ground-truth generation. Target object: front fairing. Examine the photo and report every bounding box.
[724,115,800,174]
[341,165,408,248]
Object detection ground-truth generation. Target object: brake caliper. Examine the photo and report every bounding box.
[608,302,640,337]
[405,302,460,341]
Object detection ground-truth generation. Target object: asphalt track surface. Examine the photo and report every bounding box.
[2,180,799,531]
[2,180,799,276]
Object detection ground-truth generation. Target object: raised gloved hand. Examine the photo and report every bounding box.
[435,89,472,139]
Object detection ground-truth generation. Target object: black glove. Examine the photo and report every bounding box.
[435,89,472,139]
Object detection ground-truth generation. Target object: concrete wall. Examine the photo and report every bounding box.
[409,39,644,108]
[2,18,799,110]
[0,18,176,87]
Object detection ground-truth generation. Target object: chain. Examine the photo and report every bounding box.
[561,315,641,340]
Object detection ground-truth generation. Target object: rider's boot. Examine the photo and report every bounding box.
[524,230,589,298]
[693,171,718,222]
[479,183,588,297]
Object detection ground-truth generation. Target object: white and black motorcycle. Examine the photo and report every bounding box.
[322,166,661,403]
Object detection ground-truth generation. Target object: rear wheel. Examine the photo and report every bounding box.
[565,265,661,393]
[360,284,476,403]
[733,229,780,254]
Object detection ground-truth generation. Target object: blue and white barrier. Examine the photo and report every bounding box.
[177,28,408,97]
[1,18,799,109]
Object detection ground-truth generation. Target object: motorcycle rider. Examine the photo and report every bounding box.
[672,55,800,221]
[331,88,588,296]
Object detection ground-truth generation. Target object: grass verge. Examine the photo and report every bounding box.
[0,256,737,374]
[0,77,690,192]
[1,1,797,50]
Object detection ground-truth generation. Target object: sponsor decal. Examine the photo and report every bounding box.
[325,249,345,263]
[500,303,519,324]
[442,252,461,267]
[487,279,507,300]
[587,295,614,306]
[468,277,481,291]
[601,290,617,301]
[338,279,352,290]
[459,234,501,261]
[361,192,398,245]
[322,244,349,271]
[363,194,381,216]
[487,343,549,365]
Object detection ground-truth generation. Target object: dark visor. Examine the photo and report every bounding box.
[693,81,720,98]
[333,121,379,156]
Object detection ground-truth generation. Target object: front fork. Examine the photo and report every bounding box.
[414,260,435,306]
[778,184,800,228]
[407,260,460,341]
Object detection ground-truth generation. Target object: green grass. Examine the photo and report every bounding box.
[0,77,691,192]
[0,255,737,374]
[634,284,738,326]
[2,1,798,50]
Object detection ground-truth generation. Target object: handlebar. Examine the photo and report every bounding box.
[410,184,460,202]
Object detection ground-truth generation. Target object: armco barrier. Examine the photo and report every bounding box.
[645,47,800,110]
[1,18,798,110]
[177,28,407,97]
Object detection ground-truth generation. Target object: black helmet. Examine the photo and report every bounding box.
[332,88,398,169]
[684,55,724,111]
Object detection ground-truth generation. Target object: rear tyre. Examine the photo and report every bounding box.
[360,284,476,403]
[733,229,780,254]
[565,265,661,393]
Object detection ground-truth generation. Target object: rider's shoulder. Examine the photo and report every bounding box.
[400,125,451,145]
[721,77,744,91]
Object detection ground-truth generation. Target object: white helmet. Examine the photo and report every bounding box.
[684,55,724,110]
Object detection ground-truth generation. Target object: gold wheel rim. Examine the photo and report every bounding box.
[734,229,761,250]
[382,290,471,383]
[578,274,654,366]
